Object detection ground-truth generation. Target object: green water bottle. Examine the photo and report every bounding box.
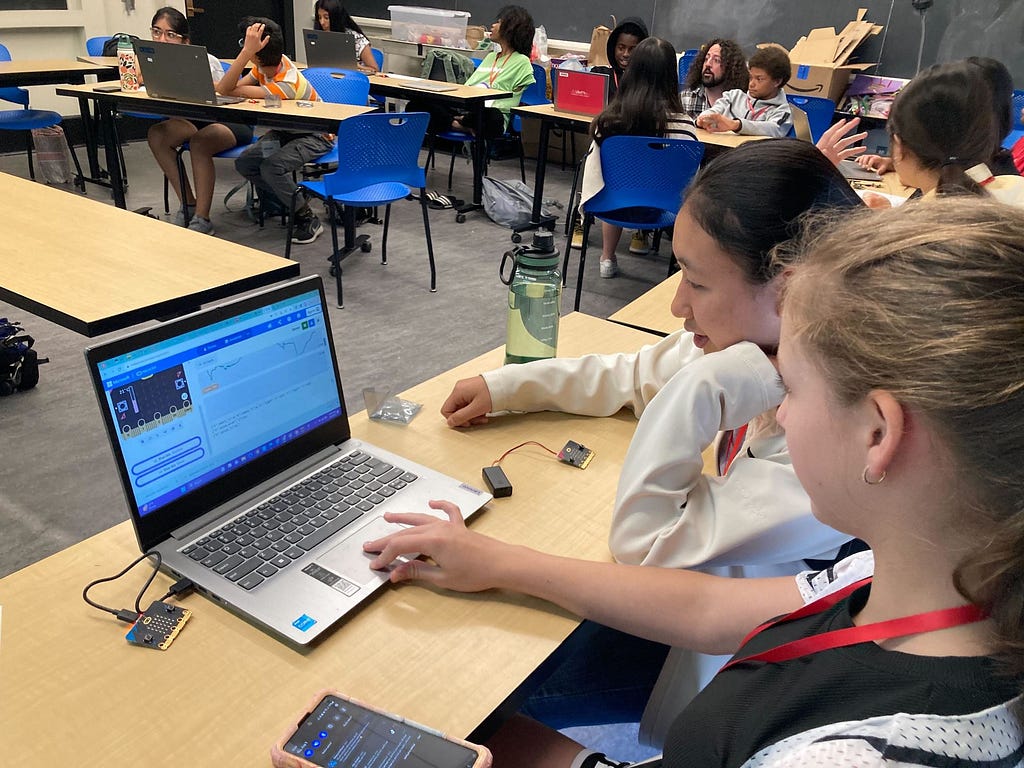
[500,230,562,365]
[117,34,140,92]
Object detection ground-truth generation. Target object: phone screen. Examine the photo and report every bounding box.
[285,695,479,768]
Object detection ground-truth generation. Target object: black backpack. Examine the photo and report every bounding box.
[101,33,140,57]
[0,318,47,396]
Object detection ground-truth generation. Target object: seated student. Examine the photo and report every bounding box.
[407,5,535,141]
[696,46,793,137]
[313,0,379,72]
[575,37,697,278]
[438,140,864,737]
[367,196,1024,767]
[144,6,254,235]
[225,18,332,245]
[855,61,1024,209]
[589,17,648,99]
[678,38,748,118]
[857,57,1020,181]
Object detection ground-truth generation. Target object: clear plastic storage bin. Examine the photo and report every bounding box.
[388,5,472,48]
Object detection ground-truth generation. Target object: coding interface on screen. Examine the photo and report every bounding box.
[96,290,341,515]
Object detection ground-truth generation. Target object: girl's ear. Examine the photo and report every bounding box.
[862,389,905,480]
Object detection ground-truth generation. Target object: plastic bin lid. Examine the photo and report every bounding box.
[388,6,471,18]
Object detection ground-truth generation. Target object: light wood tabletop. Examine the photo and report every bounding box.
[0,59,115,87]
[0,312,657,767]
[0,173,299,336]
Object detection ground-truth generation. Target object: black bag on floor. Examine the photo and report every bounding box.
[0,319,48,396]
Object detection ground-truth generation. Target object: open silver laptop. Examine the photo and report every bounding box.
[303,28,360,70]
[134,39,245,105]
[85,276,490,647]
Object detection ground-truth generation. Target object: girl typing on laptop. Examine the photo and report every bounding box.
[313,0,379,72]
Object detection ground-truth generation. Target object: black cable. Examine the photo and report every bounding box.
[82,550,165,623]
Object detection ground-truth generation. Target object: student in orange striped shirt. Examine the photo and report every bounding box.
[223,17,333,244]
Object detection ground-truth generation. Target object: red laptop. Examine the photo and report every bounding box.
[552,69,611,116]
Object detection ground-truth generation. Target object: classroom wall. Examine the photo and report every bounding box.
[0,0,184,114]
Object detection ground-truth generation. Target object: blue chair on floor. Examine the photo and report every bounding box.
[786,94,835,143]
[285,112,436,309]
[566,136,704,311]
[85,36,108,56]
[0,43,83,184]
[1001,89,1024,150]
[301,67,373,166]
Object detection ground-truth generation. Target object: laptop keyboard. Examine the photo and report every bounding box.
[180,450,418,590]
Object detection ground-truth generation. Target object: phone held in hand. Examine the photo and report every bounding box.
[271,689,492,768]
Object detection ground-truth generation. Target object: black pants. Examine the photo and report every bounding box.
[405,100,506,139]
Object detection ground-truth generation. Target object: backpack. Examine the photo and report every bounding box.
[0,318,47,396]
[482,177,554,229]
[101,33,140,57]
[421,49,476,84]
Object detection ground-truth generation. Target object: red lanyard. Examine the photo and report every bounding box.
[487,52,513,88]
[746,96,771,121]
[718,424,748,475]
[720,577,988,672]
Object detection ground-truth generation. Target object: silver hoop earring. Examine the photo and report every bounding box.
[862,467,886,485]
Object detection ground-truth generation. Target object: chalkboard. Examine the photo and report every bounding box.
[1,1,68,8]
[350,0,1024,85]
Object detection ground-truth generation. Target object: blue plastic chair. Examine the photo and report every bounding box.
[371,47,384,70]
[786,94,835,143]
[85,36,108,56]
[285,112,436,308]
[678,49,698,85]
[0,43,83,183]
[1001,88,1024,149]
[566,136,704,311]
[300,68,372,168]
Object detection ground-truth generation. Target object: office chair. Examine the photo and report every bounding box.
[678,49,699,85]
[565,136,704,311]
[786,94,835,144]
[0,43,84,185]
[285,112,436,309]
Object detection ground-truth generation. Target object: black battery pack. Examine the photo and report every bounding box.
[482,465,513,497]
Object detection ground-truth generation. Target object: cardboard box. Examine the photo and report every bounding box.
[786,8,882,104]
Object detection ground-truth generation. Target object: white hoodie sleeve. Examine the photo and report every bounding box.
[609,342,847,568]
[481,329,704,418]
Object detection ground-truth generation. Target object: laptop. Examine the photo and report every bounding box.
[303,28,360,70]
[839,158,886,181]
[85,276,491,646]
[134,39,245,106]
[790,104,814,142]
[552,69,610,117]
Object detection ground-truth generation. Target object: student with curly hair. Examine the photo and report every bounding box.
[697,46,793,137]
[679,38,749,118]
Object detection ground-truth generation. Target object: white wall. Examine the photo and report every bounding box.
[0,0,184,114]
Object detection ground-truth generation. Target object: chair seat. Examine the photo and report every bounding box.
[0,108,62,131]
[301,179,411,206]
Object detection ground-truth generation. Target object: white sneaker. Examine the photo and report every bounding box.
[172,204,196,227]
[187,216,215,235]
[599,259,618,278]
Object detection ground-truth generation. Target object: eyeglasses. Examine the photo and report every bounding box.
[150,27,184,42]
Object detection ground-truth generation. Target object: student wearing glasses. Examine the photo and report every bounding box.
[144,6,254,236]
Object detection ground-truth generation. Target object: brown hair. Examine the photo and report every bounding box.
[684,38,748,92]
[748,46,790,86]
[782,197,1024,682]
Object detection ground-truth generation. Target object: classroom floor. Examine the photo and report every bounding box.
[0,138,669,763]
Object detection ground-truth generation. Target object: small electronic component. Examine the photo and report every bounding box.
[558,440,595,469]
[482,465,513,497]
[125,600,191,650]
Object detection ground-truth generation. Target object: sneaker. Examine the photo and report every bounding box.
[599,259,618,278]
[292,215,324,244]
[186,215,215,235]
[172,204,196,227]
[570,222,584,250]
[629,230,650,255]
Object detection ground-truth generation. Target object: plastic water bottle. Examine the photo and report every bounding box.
[117,35,140,92]
[500,230,561,365]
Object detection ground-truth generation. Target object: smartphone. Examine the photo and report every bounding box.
[271,689,492,768]
[95,84,123,93]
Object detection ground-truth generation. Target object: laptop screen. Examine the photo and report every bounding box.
[94,287,341,517]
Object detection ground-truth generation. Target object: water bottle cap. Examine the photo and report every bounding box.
[517,251,560,270]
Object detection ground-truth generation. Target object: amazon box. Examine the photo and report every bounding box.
[786,8,881,104]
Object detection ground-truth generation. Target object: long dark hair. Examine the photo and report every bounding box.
[152,6,190,40]
[888,61,997,196]
[495,5,534,57]
[592,38,683,144]
[313,0,365,37]
[683,38,748,92]
[687,139,864,284]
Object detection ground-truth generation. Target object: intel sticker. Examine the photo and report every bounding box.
[292,614,317,632]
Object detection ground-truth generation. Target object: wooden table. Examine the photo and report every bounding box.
[0,312,657,766]
[55,83,375,209]
[0,172,299,336]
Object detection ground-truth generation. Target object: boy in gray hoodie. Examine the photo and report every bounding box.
[697,46,793,137]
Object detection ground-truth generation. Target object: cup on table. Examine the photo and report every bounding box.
[264,94,282,108]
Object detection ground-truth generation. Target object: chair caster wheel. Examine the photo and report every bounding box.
[455,213,466,223]
[360,242,372,253]
[510,232,522,243]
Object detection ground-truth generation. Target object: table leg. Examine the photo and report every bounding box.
[509,116,558,242]
[99,102,127,209]
[453,104,486,223]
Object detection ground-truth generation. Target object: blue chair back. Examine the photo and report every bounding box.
[86,36,108,57]
[519,62,549,106]
[678,49,698,85]
[322,112,429,196]
[302,67,370,105]
[1011,89,1024,131]
[371,47,384,70]
[786,94,835,143]
[0,44,29,107]
[585,136,704,215]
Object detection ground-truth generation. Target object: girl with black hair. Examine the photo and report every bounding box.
[313,0,378,72]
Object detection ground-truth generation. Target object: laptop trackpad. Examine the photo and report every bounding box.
[316,517,405,584]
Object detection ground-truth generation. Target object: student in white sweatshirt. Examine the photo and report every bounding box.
[696,46,793,137]
[437,139,864,737]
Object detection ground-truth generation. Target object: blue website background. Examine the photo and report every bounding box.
[96,290,342,516]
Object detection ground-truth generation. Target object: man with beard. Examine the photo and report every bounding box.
[679,39,749,118]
